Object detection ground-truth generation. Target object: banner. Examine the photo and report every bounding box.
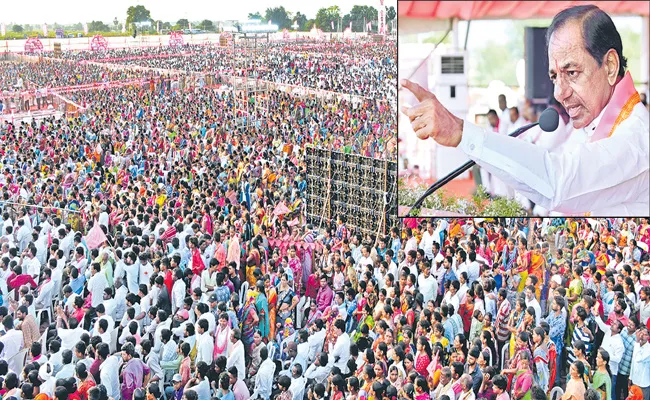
[331,21,334,31]
[349,21,352,31]
[0,23,5,37]
[156,21,160,34]
[189,22,192,31]
[43,23,48,36]
[378,0,386,35]
[83,22,88,35]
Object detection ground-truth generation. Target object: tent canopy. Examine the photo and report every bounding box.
[399,1,650,20]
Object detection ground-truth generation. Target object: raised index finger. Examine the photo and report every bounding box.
[400,79,435,103]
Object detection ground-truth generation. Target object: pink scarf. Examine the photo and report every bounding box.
[589,71,641,142]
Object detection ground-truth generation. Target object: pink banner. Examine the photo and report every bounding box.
[82,52,196,63]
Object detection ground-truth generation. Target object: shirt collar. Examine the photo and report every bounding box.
[583,106,606,137]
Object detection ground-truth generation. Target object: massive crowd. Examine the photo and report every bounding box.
[0,39,398,400]
[46,42,397,102]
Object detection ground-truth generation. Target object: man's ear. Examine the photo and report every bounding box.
[605,49,620,86]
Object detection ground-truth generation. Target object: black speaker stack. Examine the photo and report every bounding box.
[305,146,397,237]
[524,27,553,102]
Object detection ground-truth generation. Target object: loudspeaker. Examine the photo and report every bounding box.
[525,27,553,101]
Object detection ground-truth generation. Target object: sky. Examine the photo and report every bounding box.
[1,0,397,25]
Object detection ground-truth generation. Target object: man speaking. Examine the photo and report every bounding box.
[402,5,649,216]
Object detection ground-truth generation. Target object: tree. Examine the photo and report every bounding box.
[248,12,263,21]
[305,19,315,30]
[387,6,396,22]
[199,20,214,31]
[264,6,291,29]
[294,12,308,31]
[343,5,377,32]
[315,6,341,32]
[88,20,111,32]
[12,25,23,33]
[162,22,172,30]
[176,19,189,29]
[126,5,152,29]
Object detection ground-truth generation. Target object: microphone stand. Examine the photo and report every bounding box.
[408,122,540,216]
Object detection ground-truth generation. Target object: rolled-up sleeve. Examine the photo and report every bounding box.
[458,115,649,214]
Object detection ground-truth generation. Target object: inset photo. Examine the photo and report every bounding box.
[398,1,649,217]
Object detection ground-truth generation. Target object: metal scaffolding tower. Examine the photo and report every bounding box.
[231,33,270,130]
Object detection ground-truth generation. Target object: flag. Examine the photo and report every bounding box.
[83,22,88,35]
[43,23,48,36]
[349,21,352,30]
[331,21,334,30]
[156,21,160,34]
[367,22,372,31]
[0,24,5,37]
[189,22,192,31]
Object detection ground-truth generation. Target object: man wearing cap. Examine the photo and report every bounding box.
[172,309,192,339]
[38,363,57,397]
[169,373,184,400]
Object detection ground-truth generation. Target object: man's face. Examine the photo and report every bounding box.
[509,108,518,123]
[320,278,327,288]
[548,20,617,129]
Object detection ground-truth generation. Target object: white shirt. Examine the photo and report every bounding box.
[417,273,438,304]
[404,236,417,255]
[630,342,650,388]
[88,272,108,308]
[639,299,650,327]
[252,358,276,400]
[195,331,213,365]
[467,260,480,283]
[24,256,41,282]
[307,328,326,363]
[99,355,121,400]
[58,327,87,349]
[1,329,23,366]
[123,261,140,294]
[171,279,186,314]
[35,279,55,309]
[459,102,649,215]
[600,331,625,375]
[328,332,350,374]
[187,378,211,400]
[305,362,331,385]
[419,230,436,260]
[227,340,246,382]
[525,297,542,326]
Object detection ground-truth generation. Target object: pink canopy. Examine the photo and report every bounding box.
[399,1,650,19]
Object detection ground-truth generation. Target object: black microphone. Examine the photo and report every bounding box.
[408,107,560,216]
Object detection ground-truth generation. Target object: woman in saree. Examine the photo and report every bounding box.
[528,244,546,299]
[638,217,650,248]
[287,245,303,295]
[253,281,270,340]
[201,204,213,236]
[507,299,527,360]
[531,327,549,393]
[265,276,278,340]
[511,352,534,400]
[515,238,531,292]
[238,295,259,353]
[246,238,262,285]
[565,266,584,348]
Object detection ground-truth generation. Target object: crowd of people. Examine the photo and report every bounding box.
[0,39,400,400]
[47,42,397,102]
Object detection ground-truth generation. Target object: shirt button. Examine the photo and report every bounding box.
[470,144,475,151]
